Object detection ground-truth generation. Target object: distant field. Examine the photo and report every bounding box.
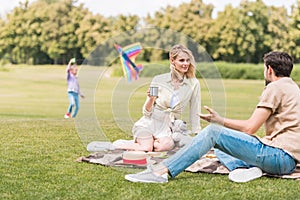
[0,64,262,119]
[0,65,264,137]
[0,65,299,200]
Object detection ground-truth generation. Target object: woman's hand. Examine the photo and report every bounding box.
[145,88,157,112]
[198,106,224,125]
[147,88,157,98]
[147,88,157,100]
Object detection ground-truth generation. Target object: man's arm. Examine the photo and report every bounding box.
[199,106,272,135]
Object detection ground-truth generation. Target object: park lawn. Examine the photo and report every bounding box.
[0,65,299,199]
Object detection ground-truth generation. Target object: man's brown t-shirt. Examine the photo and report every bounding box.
[258,77,300,162]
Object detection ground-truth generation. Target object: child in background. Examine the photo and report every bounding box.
[64,58,84,119]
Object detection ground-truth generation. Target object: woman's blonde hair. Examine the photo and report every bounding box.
[169,44,196,78]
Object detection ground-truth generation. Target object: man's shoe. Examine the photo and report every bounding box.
[125,165,168,183]
[229,167,263,183]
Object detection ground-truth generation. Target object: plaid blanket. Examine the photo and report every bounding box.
[76,148,300,180]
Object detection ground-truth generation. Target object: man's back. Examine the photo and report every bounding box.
[259,77,300,162]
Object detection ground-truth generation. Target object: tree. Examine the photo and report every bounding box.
[237,0,271,63]
[211,0,292,63]
[144,0,214,61]
[76,12,111,58]
[110,14,140,34]
[22,1,51,64]
[264,6,290,53]
[0,0,296,64]
[145,0,214,35]
[40,0,84,64]
[289,1,300,61]
[0,1,35,64]
[207,5,240,62]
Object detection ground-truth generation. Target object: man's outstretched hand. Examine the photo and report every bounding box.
[198,106,224,125]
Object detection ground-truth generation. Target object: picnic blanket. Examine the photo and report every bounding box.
[76,148,179,169]
[76,148,300,180]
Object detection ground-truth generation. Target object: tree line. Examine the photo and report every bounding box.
[0,0,300,65]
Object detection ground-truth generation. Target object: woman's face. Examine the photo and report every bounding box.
[172,52,190,75]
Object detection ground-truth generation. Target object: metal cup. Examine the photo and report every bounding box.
[149,86,159,97]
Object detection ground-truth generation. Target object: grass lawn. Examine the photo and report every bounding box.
[0,65,299,199]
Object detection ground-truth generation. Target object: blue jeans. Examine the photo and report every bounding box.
[163,124,296,178]
[67,91,79,118]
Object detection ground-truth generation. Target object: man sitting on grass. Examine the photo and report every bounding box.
[125,51,300,183]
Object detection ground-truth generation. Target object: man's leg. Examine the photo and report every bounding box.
[214,149,260,183]
[125,124,296,183]
[164,124,296,178]
[163,124,224,177]
[214,149,250,171]
[125,124,222,183]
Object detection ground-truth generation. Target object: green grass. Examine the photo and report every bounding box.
[0,65,299,200]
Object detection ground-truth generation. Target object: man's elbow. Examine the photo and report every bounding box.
[243,126,258,135]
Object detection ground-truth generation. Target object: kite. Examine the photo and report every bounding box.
[114,43,143,82]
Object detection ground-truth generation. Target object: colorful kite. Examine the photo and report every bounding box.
[114,43,143,82]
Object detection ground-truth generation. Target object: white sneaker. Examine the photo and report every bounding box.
[86,141,115,152]
[229,167,263,183]
[112,139,134,148]
[125,165,168,183]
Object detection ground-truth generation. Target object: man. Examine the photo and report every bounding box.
[125,51,300,183]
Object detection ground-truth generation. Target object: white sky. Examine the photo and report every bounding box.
[0,0,297,18]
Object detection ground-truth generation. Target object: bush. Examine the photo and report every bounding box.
[140,63,170,77]
[291,68,300,82]
[111,65,124,77]
[212,62,264,80]
[111,61,300,81]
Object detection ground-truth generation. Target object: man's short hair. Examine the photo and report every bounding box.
[263,51,293,77]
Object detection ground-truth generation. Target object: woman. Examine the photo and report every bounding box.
[114,44,201,152]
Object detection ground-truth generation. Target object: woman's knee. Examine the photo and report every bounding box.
[137,142,153,152]
[154,137,175,152]
[136,135,154,152]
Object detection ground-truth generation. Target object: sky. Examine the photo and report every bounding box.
[0,0,297,19]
